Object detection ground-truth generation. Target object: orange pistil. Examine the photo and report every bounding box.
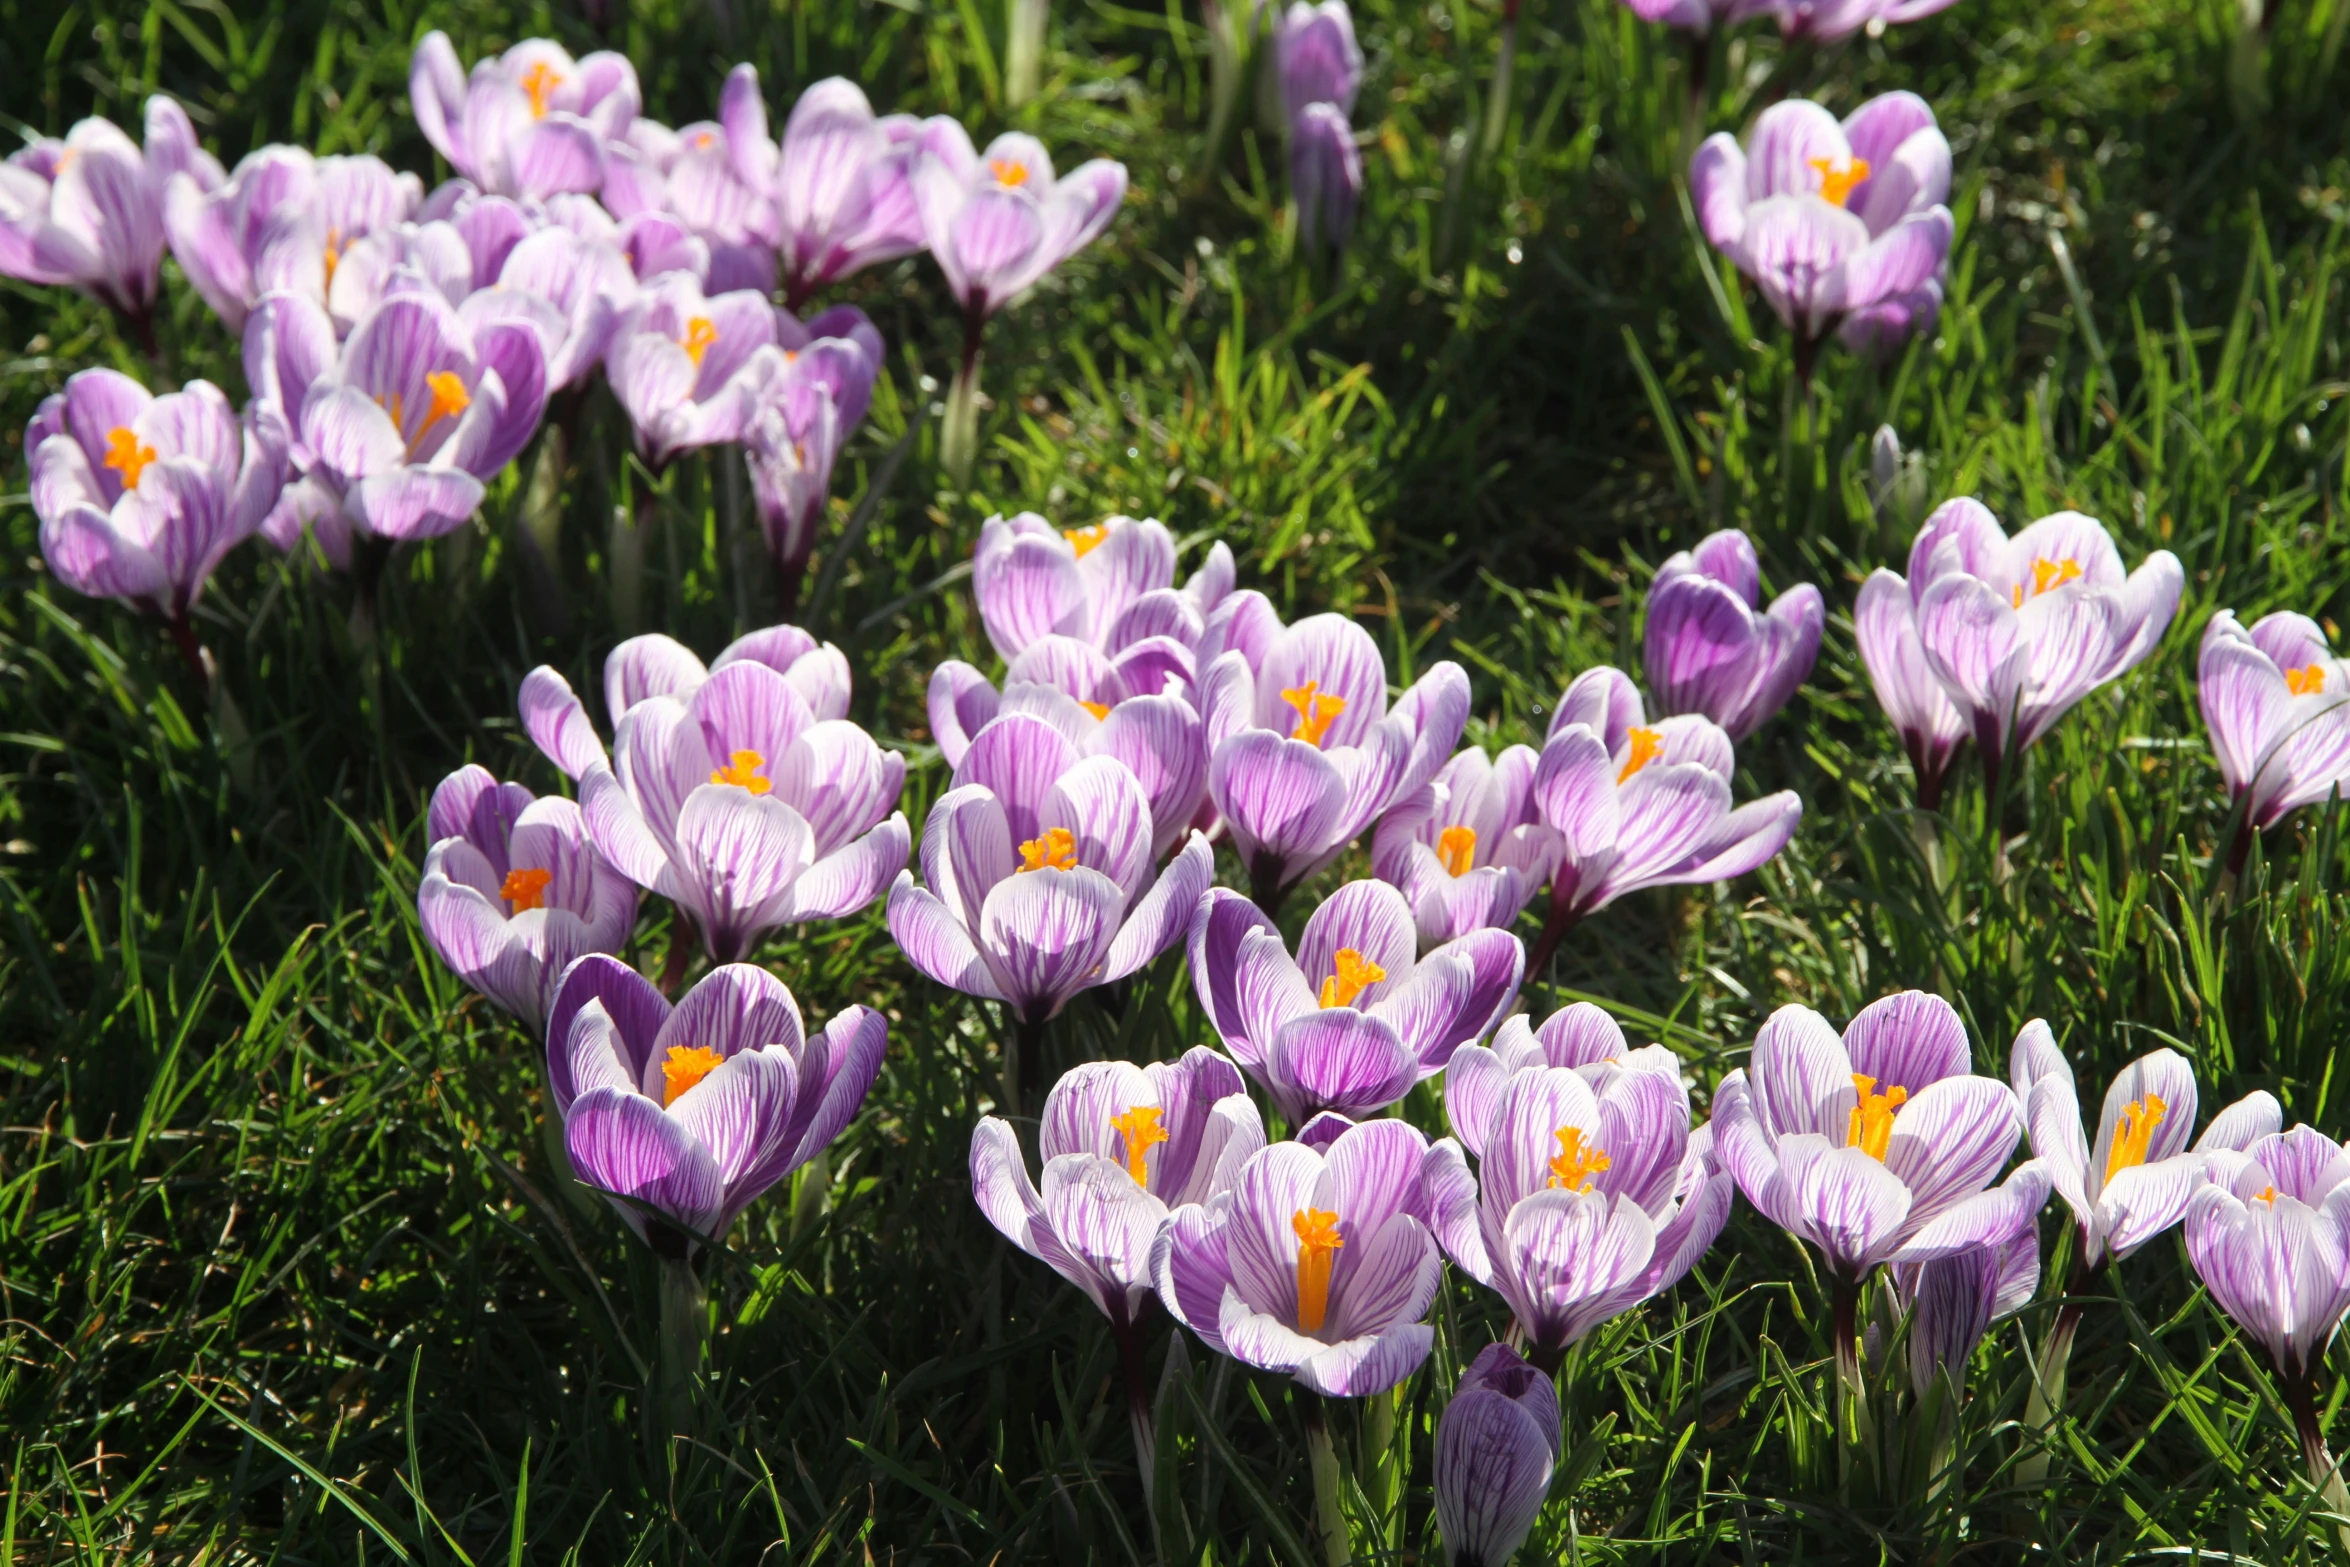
[1079,700,1112,719]
[1548,1125,1612,1191]
[2288,663,2328,697]
[1110,1105,1168,1184]
[1018,826,1079,872]
[322,226,344,293]
[1808,154,1872,208]
[422,370,471,432]
[1064,523,1108,557]
[1847,1073,1908,1161]
[661,1044,727,1106]
[680,316,718,367]
[1437,825,1477,878]
[2254,1185,2279,1206]
[2102,1093,2169,1187]
[102,426,158,490]
[2011,556,2084,608]
[709,749,773,794]
[1292,1208,1344,1333]
[1317,948,1385,1009]
[989,158,1031,188]
[1282,681,1347,747]
[500,867,554,912]
[520,60,562,119]
[1617,726,1663,783]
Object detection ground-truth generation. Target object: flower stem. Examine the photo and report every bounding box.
[2018,1257,2092,1487]
[1247,854,1290,922]
[1302,1396,1351,1567]
[655,1247,707,1439]
[1830,1268,1869,1495]
[2283,1363,2350,1551]
[161,612,214,695]
[1524,883,1583,981]
[1113,1311,1157,1477]
[942,312,987,485]
[657,905,699,996]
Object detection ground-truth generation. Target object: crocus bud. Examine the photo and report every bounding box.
[1435,1344,1560,1567]
[1870,425,1901,501]
[1289,103,1362,259]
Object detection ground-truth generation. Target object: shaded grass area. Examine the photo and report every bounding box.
[5,0,2350,1555]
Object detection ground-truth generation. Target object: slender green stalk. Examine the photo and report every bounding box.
[1480,11,1517,160]
[942,312,988,485]
[612,484,650,634]
[2017,1294,2085,1487]
[656,1248,707,1440]
[1302,1397,1351,1567]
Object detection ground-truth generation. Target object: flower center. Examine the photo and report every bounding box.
[2254,1185,2279,1206]
[1617,726,1662,783]
[661,1044,726,1106]
[681,316,718,367]
[1064,523,1107,556]
[102,426,158,490]
[2102,1093,2169,1187]
[1808,154,1872,208]
[709,749,773,794]
[2011,556,2084,608]
[1436,824,1477,877]
[322,226,344,293]
[1846,1073,1908,1161]
[2288,663,2328,697]
[1282,681,1347,747]
[500,867,553,912]
[1317,948,1385,1009]
[1547,1125,1612,1191]
[520,60,562,119]
[1078,700,1111,719]
[989,158,1031,188]
[423,370,470,431]
[1292,1207,1344,1334]
[1017,826,1079,872]
[1109,1105,1168,1184]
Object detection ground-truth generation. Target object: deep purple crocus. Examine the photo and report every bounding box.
[1434,1344,1561,1567]
[409,32,637,201]
[1275,0,1364,116]
[165,149,423,335]
[1643,529,1823,739]
[1189,881,1522,1123]
[1372,745,1549,946]
[2200,609,2350,870]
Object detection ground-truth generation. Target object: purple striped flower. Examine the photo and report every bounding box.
[1426,1019,1731,1360]
[1151,1116,1444,1397]
[2189,1122,2350,1387]
[409,32,637,201]
[1200,610,1469,907]
[606,272,807,467]
[912,127,1128,321]
[1275,1,1364,116]
[1289,103,1362,259]
[968,512,1234,670]
[741,306,886,610]
[601,117,779,297]
[164,148,423,335]
[544,955,887,1251]
[1615,0,1748,34]
[1888,1199,2042,1396]
[1753,0,1964,42]
[1434,1344,1561,1567]
[1690,94,1953,371]
[464,224,639,391]
[1643,529,1823,740]
[934,684,1208,859]
[1188,880,1522,1123]
[886,714,1214,1023]
[418,765,637,1031]
[28,370,288,622]
[1372,745,1548,946]
[2200,609,2350,863]
[970,1049,1265,1325]
[1855,564,1970,809]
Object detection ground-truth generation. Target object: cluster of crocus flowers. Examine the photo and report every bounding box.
[1274,2,1364,261]
[1433,1344,1561,1567]
[409,33,641,202]
[1691,94,1955,376]
[1372,744,1549,945]
[1616,0,1959,38]
[2198,609,2350,871]
[1642,529,1823,741]
[164,148,424,335]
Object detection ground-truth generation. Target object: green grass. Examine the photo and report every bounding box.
[7,0,2350,1555]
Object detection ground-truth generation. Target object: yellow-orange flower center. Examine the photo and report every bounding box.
[1436,824,1477,878]
[520,61,562,119]
[661,1044,727,1106]
[2102,1093,2168,1187]
[102,426,158,490]
[681,316,718,367]
[1617,726,1662,783]
[1847,1073,1908,1161]
[500,867,553,912]
[1064,523,1107,557]
[1079,700,1112,719]
[2012,556,2084,608]
[1548,1125,1612,1191]
[2254,1184,2279,1206]
[1282,681,1347,747]
[990,158,1031,188]
[709,748,773,794]
[1317,948,1385,1009]
[1018,826,1078,872]
[1110,1105,1168,1184]
[322,226,344,293]
[1808,154,1872,208]
[2288,663,2328,697]
[1292,1207,1344,1333]
[423,370,471,431]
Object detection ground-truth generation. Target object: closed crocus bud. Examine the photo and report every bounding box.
[1276,0,1364,117]
[1289,103,1362,259]
[1435,1344,1561,1567]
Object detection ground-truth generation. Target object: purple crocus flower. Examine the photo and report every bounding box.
[624,118,780,297]
[1889,1209,2040,1397]
[0,99,220,343]
[740,307,886,613]
[1276,0,1364,116]
[1151,1116,1444,1396]
[1521,666,1802,973]
[1434,1344,1561,1567]
[1757,0,1963,42]
[1188,880,1523,1123]
[418,764,637,1031]
[1614,0,1745,34]
[1643,529,1823,740]
[606,272,811,467]
[164,149,423,335]
[2200,609,2350,871]
[970,1048,1265,1326]
[28,371,288,634]
[1289,103,1362,259]
[914,125,1128,322]
[1200,609,1469,908]
[932,683,1208,859]
[1690,94,1954,376]
[1899,498,2184,796]
[1854,563,1971,809]
[1372,745,1549,946]
[886,714,1214,1024]
[1426,1024,1731,1364]
[409,32,637,200]
[2010,1024,2205,1272]
[544,955,887,1251]
[966,512,1233,672]
[457,225,639,392]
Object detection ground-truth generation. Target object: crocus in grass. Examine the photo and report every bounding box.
[1614,0,1743,34]
[1189,880,1522,1123]
[1434,1344,1561,1567]
[28,371,288,651]
[418,764,637,1031]
[468,225,638,391]
[1521,666,1802,974]
[165,149,423,335]
[1855,560,1971,810]
[1889,1203,2040,1396]
[1690,94,1954,376]
[409,32,638,200]
[544,955,887,1250]
[1428,1012,1732,1365]
[606,274,861,468]
[1152,1116,1443,1396]
[937,686,1208,860]
[1643,528,1824,740]
[0,99,220,344]
[1289,103,1363,259]
[1200,609,1470,909]
[886,713,1214,1026]
[1372,745,1549,946]
[741,308,886,613]
[1758,0,1963,43]
[606,117,779,297]
[2199,609,2350,871]
[1276,0,1364,116]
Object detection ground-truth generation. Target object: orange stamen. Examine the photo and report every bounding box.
[1548,1125,1613,1191]
[500,867,554,912]
[2011,556,2084,608]
[681,316,718,367]
[102,426,158,490]
[520,61,562,119]
[1282,681,1347,747]
[2102,1094,2169,1188]
[1018,827,1078,872]
[1064,523,1107,557]
[2254,1185,2279,1206]
[1292,1208,1344,1333]
[1808,154,1872,208]
[1846,1073,1908,1161]
[1437,825,1477,878]
[1109,1105,1168,1184]
[321,226,343,293]
[661,1044,727,1106]
[1617,726,1662,783]
[1317,948,1385,1009]
[2288,664,2328,697]
[989,158,1031,188]
[1078,700,1111,719]
[422,370,471,431]
[709,749,773,794]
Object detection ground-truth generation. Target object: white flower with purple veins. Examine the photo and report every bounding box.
[1189,880,1523,1124]
[1691,93,1954,369]
[1888,1204,2039,1396]
[739,307,886,608]
[1613,0,1746,36]
[463,224,638,391]
[971,1050,1266,1327]
[544,956,887,1252]
[2189,1123,2350,1386]
[913,127,1129,320]
[409,32,639,200]
[2199,610,2350,863]
[602,117,780,297]
[886,712,1215,1024]
[27,369,288,622]
[1643,529,1823,740]
[1756,0,1964,43]
[1289,104,1363,258]
[1372,745,1551,946]
[0,99,221,334]
[1152,1117,1445,1398]
[605,272,839,467]
[416,764,637,1031]
[1434,1344,1561,1567]
[164,148,423,334]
